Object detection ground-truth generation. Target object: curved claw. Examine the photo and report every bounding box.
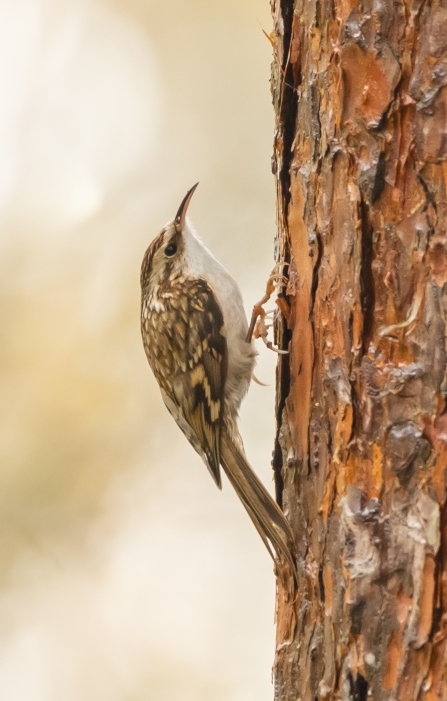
[263,337,289,354]
[252,373,273,387]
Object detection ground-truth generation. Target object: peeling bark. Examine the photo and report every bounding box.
[270,0,447,697]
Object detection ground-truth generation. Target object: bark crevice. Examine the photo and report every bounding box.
[360,198,375,355]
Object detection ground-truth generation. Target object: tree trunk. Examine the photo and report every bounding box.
[270,0,447,698]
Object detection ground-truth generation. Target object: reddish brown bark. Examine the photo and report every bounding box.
[270,0,447,698]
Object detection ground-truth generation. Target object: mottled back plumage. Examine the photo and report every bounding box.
[141,272,227,486]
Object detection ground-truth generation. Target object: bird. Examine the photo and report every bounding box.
[140,183,295,575]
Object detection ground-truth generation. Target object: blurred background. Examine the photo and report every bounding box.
[0,1,279,699]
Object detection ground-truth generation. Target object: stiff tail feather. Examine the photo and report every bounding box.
[220,427,296,576]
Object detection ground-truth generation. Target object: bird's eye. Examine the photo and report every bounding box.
[164,242,177,257]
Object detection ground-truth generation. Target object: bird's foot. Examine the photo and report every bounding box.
[246,262,289,354]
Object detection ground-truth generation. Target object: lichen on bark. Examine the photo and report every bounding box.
[270,0,447,697]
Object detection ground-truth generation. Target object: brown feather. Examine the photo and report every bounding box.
[142,277,227,487]
[220,426,296,576]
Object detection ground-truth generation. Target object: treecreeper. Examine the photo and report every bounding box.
[140,184,295,575]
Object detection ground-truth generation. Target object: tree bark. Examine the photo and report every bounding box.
[270,0,447,698]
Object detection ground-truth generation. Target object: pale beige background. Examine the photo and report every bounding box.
[0,1,279,699]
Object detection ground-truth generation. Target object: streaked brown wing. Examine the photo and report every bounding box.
[169,278,227,487]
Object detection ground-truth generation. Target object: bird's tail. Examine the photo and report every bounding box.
[220,426,296,577]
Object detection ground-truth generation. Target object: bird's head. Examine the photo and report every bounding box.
[140,183,199,291]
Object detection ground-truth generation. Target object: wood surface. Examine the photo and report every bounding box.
[270,0,447,697]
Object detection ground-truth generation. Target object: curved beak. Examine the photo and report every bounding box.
[174,182,199,232]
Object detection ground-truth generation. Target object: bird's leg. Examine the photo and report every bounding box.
[253,315,289,355]
[246,263,289,354]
